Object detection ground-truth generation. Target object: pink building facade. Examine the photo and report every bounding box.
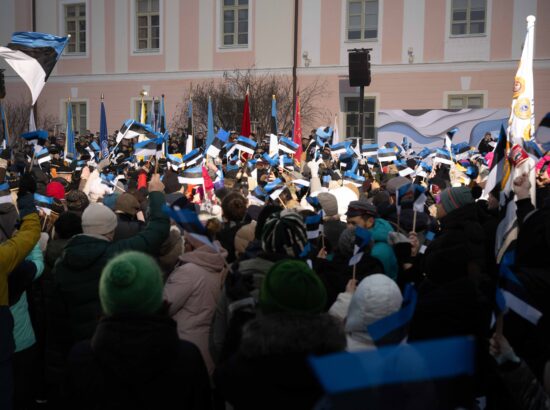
[1,0,549,142]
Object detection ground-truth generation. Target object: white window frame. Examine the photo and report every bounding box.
[444,91,487,109]
[346,0,379,42]
[131,0,163,55]
[450,0,487,37]
[60,98,89,136]
[216,0,252,51]
[59,0,89,58]
[342,94,379,143]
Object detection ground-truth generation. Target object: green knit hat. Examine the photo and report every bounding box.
[260,259,327,315]
[439,186,474,214]
[99,251,164,316]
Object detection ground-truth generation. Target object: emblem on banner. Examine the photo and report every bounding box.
[513,76,525,98]
[513,97,531,120]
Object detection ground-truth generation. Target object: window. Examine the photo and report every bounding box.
[65,3,86,53]
[67,102,87,135]
[451,0,486,36]
[347,0,378,41]
[136,0,160,51]
[222,0,248,47]
[447,94,484,109]
[135,99,160,123]
[344,97,376,143]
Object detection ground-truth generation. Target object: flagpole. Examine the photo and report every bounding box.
[412,210,417,233]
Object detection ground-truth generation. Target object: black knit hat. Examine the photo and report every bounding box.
[261,210,308,258]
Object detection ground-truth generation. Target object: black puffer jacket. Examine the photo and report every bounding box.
[214,313,346,410]
[64,313,212,410]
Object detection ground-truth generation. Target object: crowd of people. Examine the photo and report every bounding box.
[0,123,550,410]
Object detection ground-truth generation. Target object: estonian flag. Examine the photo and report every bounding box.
[331,140,352,155]
[163,204,217,250]
[433,148,453,166]
[377,148,397,163]
[453,142,472,160]
[21,129,48,152]
[417,147,434,160]
[309,336,475,409]
[34,192,53,215]
[445,127,458,152]
[279,137,299,155]
[167,153,183,171]
[305,212,323,240]
[133,136,164,158]
[343,171,365,187]
[0,182,13,205]
[361,143,378,157]
[0,32,69,105]
[483,125,509,198]
[271,95,278,135]
[179,166,204,185]
[500,263,542,325]
[206,128,229,158]
[182,148,204,168]
[116,119,157,143]
[99,99,109,159]
[262,152,279,168]
[368,283,418,347]
[349,226,372,266]
[36,147,51,165]
[233,135,257,155]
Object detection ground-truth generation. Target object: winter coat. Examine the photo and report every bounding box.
[214,313,346,410]
[329,274,403,350]
[515,197,550,271]
[0,213,40,363]
[64,313,212,410]
[209,255,275,365]
[497,360,550,410]
[48,192,169,381]
[10,243,44,352]
[369,218,398,279]
[112,213,145,242]
[164,241,228,375]
[323,218,346,254]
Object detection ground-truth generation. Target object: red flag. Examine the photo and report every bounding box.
[293,94,303,164]
[241,90,251,137]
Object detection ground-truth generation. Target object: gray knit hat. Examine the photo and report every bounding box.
[261,210,308,258]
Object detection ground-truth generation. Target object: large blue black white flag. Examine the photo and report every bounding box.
[116,119,158,143]
[0,32,69,104]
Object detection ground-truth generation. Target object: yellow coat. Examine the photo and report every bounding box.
[0,213,41,306]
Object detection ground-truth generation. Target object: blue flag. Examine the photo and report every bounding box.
[159,94,166,134]
[206,97,214,148]
[99,100,109,159]
[271,95,277,135]
[65,103,76,160]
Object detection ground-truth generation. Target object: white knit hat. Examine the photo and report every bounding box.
[81,202,118,235]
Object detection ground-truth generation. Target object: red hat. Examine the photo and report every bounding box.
[46,181,66,200]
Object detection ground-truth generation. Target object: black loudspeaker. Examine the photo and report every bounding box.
[348,51,371,87]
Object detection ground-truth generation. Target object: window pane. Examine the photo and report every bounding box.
[238,21,247,33]
[347,113,358,126]
[349,1,362,14]
[224,10,234,23]
[79,20,86,30]
[238,0,248,4]
[152,26,159,38]
[452,0,467,10]
[78,4,86,16]
[151,15,159,26]
[224,0,235,5]
[470,22,485,34]
[449,97,464,109]
[80,42,86,52]
[346,99,358,111]
[365,98,375,111]
[68,43,76,53]
[453,10,467,21]
[365,1,378,15]
[349,15,361,27]
[151,0,159,12]
[364,29,377,38]
[138,16,148,27]
[238,9,248,21]
[224,34,234,45]
[471,0,485,9]
[138,0,148,13]
[238,33,248,44]
[152,38,159,49]
[467,96,482,107]
[365,14,377,27]
[348,30,361,40]
[67,21,76,31]
[66,5,76,17]
[451,23,466,35]
[470,9,485,20]
[138,39,148,49]
[224,21,234,34]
